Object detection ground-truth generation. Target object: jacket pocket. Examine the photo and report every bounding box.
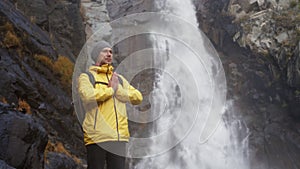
[93,109,98,129]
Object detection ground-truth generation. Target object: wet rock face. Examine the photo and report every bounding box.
[195,0,300,119]
[195,0,300,114]
[14,0,85,59]
[0,0,86,166]
[287,42,300,88]
[224,0,300,118]
[0,103,48,169]
[45,152,83,169]
[0,0,57,59]
[194,0,235,49]
[105,0,155,63]
[107,0,154,20]
[195,0,300,168]
[0,160,15,169]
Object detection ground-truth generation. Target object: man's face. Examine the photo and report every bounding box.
[97,47,113,65]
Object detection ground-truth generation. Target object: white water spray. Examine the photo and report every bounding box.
[127,0,250,168]
[73,0,250,168]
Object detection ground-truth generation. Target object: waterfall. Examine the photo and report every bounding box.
[122,0,250,168]
[74,0,250,168]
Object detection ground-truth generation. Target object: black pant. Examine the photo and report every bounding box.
[86,142,126,169]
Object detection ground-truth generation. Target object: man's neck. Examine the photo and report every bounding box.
[95,63,110,66]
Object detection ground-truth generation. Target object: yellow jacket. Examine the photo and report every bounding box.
[78,64,143,145]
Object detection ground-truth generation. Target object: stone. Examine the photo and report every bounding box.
[45,152,83,169]
[0,104,48,169]
[275,32,289,43]
[0,160,15,169]
[287,42,300,84]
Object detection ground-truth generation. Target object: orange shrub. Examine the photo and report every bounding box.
[34,54,54,68]
[33,54,74,91]
[1,97,8,104]
[18,98,31,114]
[3,30,21,48]
[0,22,21,48]
[45,140,82,164]
[53,55,74,89]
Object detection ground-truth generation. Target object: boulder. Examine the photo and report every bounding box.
[0,160,15,169]
[0,103,48,169]
[45,152,84,169]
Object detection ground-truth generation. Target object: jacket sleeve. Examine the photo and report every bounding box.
[115,76,143,105]
[78,73,114,102]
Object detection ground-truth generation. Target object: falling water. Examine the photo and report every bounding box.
[73,0,250,168]
[124,0,251,169]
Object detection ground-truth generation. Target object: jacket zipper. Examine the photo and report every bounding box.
[94,109,98,129]
[106,69,120,141]
[112,97,120,141]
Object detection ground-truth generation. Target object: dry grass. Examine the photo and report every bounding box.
[44,140,82,164]
[18,98,31,114]
[34,54,54,68]
[53,55,74,89]
[0,22,13,30]
[0,22,23,56]
[34,54,74,91]
[1,97,8,104]
[0,22,21,48]
[3,31,21,48]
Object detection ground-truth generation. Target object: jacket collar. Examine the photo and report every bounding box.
[89,64,114,74]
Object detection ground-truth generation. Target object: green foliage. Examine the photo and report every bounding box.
[297,29,300,41]
[272,9,300,49]
[236,15,250,24]
[290,1,298,8]
[281,102,288,108]
[272,11,299,29]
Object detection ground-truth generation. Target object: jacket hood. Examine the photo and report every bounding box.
[89,64,114,74]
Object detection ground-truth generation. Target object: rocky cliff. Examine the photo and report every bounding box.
[0,0,86,168]
[196,0,300,117]
[195,0,300,168]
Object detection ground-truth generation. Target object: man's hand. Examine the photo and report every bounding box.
[108,72,119,92]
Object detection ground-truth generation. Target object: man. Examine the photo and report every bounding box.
[78,41,143,169]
